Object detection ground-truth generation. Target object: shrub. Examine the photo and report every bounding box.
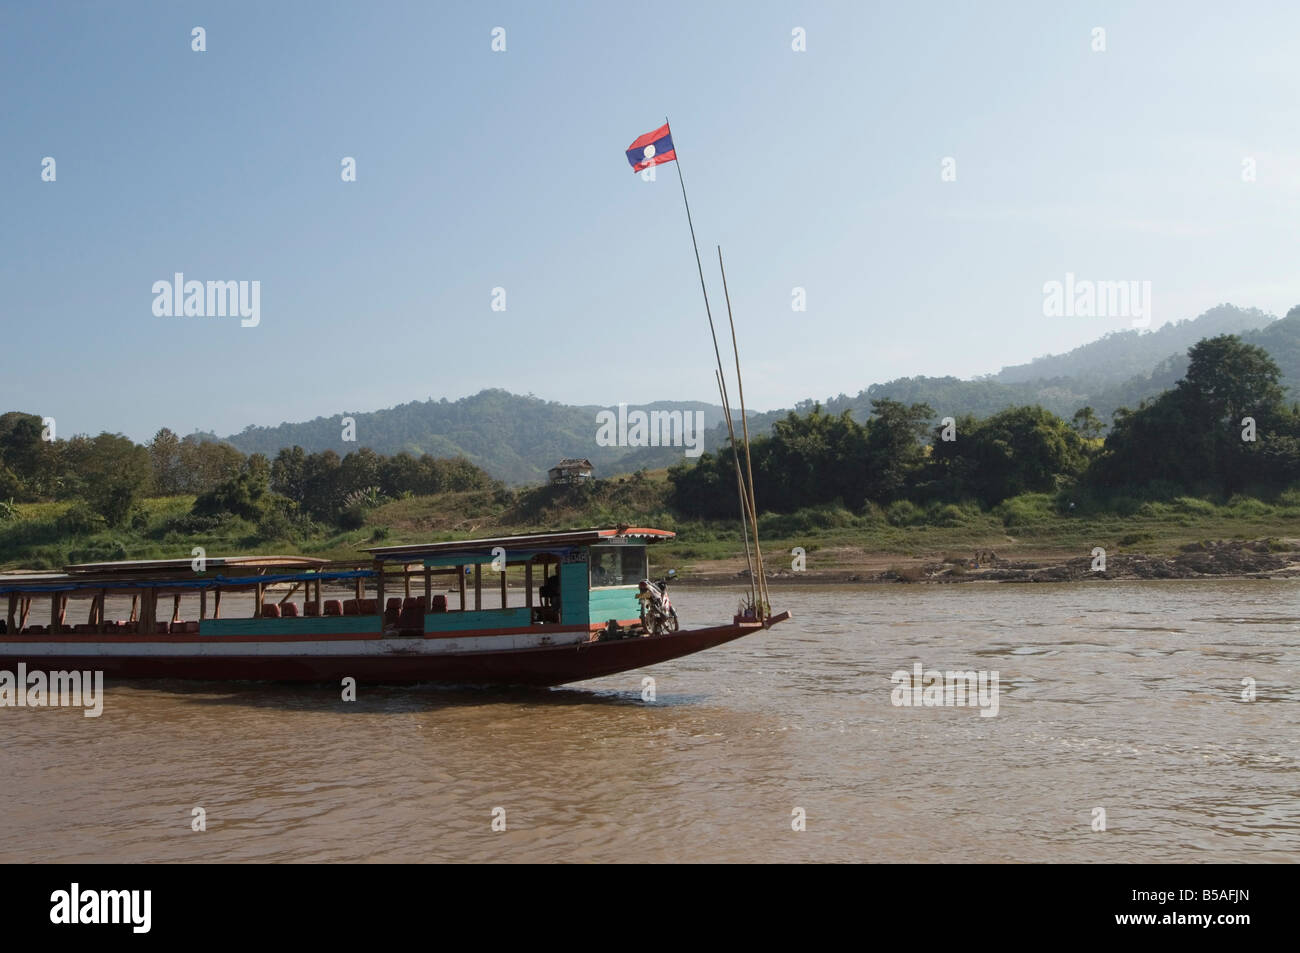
[337,504,367,530]
[56,502,103,536]
[1109,496,1141,517]
[162,512,230,535]
[886,500,921,526]
[1226,495,1271,517]
[861,501,888,524]
[66,538,128,563]
[256,508,296,542]
[1173,496,1216,516]
[759,505,858,536]
[926,502,971,527]
[1137,501,1172,518]
[193,472,271,522]
[993,493,1054,527]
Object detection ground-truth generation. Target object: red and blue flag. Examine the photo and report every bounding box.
[626,122,676,172]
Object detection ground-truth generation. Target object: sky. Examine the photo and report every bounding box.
[4,1,1300,443]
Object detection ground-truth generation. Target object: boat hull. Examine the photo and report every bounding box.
[0,615,788,687]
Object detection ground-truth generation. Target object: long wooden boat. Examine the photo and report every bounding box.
[0,528,788,687]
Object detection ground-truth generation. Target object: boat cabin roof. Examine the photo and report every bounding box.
[362,527,675,563]
[62,555,329,574]
[0,556,353,596]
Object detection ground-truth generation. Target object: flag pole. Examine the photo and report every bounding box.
[665,117,761,613]
[666,117,731,395]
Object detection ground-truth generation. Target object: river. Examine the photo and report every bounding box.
[1,581,1296,862]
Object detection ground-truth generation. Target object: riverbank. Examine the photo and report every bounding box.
[4,485,1300,589]
[677,537,1300,585]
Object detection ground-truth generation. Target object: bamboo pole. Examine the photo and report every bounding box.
[717,246,768,614]
[715,370,757,609]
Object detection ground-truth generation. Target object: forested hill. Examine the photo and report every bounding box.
[221,389,726,484]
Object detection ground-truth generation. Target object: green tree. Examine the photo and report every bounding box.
[178,437,245,493]
[864,399,933,503]
[64,433,151,525]
[147,427,183,495]
[1090,334,1290,495]
[192,465,271,521]
[271,446,307,502]
[1183,335,1285,426]
[1070,406,1105,441]
[931,406,1087,504]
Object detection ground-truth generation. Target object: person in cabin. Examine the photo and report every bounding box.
[539,573,560,608]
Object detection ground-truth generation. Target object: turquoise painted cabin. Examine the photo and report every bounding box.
[364,528,672,634]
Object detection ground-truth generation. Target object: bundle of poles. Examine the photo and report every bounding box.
[667,120,770,618]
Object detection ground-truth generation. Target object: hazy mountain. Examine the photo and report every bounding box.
[792,304,1293,428]
[992,304,1274,387]
[215,304,1300,483]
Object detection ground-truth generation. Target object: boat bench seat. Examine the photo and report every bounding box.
[397,597,425,631]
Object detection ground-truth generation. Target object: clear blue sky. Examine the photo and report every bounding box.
[4,1,1299,443]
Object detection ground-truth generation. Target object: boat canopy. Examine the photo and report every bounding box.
[64,556,330,573]
[362,527,675,564]
[0,556,362,595]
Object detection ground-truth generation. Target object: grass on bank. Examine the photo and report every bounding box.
[3,476,1300,573]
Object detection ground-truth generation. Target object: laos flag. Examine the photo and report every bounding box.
[626,122,676,172]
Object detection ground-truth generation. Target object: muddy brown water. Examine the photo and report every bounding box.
[1,581,1296,862]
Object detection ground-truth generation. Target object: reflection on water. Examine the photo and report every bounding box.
[1,580,1296,862]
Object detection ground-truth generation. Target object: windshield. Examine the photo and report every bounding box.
[588,544,647,587]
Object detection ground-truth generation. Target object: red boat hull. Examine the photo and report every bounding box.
[0,615,789,687]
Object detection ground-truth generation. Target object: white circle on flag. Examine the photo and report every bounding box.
[643,144,656,159]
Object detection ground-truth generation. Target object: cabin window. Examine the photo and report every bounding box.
[588,544,647,588]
